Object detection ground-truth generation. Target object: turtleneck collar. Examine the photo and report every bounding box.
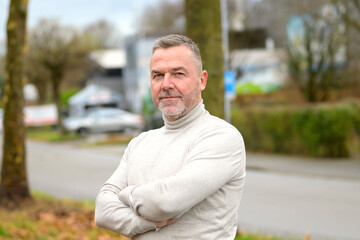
[163,100,206,130]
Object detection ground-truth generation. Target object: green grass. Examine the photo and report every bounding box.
[0,225,10,237]
[60,88,81,107]
[31,190,57,201]
[235,233,300,240]
[26,126,83,142]
[79,133,134,147]
[31,190,95,210]
[26,126,135,146]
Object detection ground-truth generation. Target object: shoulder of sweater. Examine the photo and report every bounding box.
[186,113,244,145]
[129,126,165,144]
[204,113,240,134]
[188,114,245,153]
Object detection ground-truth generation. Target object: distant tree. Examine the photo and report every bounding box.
[0,0,31,207]
[332,0,360,33]
[137,0,185,36]
[244,0,330,48]
[287,7,346,102]
[0,55,4,72]
[331,0,360,89]
[0,55,5,98]
[185,0,224,118]
[28,19,94,134]
[83,19,123,48]
[25,50,50,104]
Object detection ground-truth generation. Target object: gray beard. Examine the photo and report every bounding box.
[159,100,186,118]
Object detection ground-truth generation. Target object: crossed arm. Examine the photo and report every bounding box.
[95,183,156,237]
[95,129,245,237]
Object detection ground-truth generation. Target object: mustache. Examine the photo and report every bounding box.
[158,90,182,99]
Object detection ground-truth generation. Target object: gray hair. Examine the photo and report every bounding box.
[152,34,203,73]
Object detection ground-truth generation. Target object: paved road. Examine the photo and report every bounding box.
[26,140,126,200]
[1,139,359,240]
[238,171,360,240]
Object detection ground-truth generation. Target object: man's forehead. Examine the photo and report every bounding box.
[152,46,193,58]
[151,47,194,66]
[151,66,188,73]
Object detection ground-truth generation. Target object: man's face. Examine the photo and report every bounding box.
[150,46,207,121]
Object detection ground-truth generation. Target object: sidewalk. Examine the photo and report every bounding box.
[246,152,360,181]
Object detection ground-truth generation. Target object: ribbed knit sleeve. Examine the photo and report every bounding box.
[95,140,156,237]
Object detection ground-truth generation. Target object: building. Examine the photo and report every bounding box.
[68,48,127,116]
[123,36,157,113]
[87,49,126,101]
[231,48,288,94]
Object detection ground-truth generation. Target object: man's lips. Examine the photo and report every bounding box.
[159,96,181,100]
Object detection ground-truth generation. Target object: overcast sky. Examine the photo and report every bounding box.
[0,0,162,47]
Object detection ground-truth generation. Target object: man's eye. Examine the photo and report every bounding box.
[175,72,184,76]
[153,74,163,78]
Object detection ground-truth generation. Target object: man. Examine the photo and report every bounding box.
[95,34,246,239]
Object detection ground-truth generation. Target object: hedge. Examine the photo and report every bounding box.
[231,101,360,158]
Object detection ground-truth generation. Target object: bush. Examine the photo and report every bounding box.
[60,88,80,107]
[231,101,360,158]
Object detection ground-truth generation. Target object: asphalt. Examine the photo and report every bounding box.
[245,152,360,181]
[82,134,360,181]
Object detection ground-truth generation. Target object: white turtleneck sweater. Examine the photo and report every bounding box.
[95,102,246,239]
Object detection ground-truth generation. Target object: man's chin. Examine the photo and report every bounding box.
[160,106,186,120]
[161,109,183,117]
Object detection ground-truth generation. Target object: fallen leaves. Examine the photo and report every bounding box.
[0,198,130,240]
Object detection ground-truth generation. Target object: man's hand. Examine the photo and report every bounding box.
[154,218,178,228]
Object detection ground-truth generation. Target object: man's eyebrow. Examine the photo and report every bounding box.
[171,67,188,73]
[151,70,162,74]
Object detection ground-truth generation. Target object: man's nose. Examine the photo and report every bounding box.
[162,74,174,90]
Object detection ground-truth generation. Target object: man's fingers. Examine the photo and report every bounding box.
[154,218,178,228]
[166,218,177,225]
[154,220,168,228]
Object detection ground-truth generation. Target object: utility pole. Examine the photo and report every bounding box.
[221,0,233,123]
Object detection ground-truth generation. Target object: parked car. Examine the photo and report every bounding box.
[63,108,144,135]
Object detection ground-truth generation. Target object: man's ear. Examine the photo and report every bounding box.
[199,70,208,92]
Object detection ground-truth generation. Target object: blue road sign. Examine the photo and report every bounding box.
[224,70,236,97]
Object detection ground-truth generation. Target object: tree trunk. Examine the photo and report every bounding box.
[33,76,49,104]
[51,75,67,135]
[185,0,225,119]
[0,0,31,207]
